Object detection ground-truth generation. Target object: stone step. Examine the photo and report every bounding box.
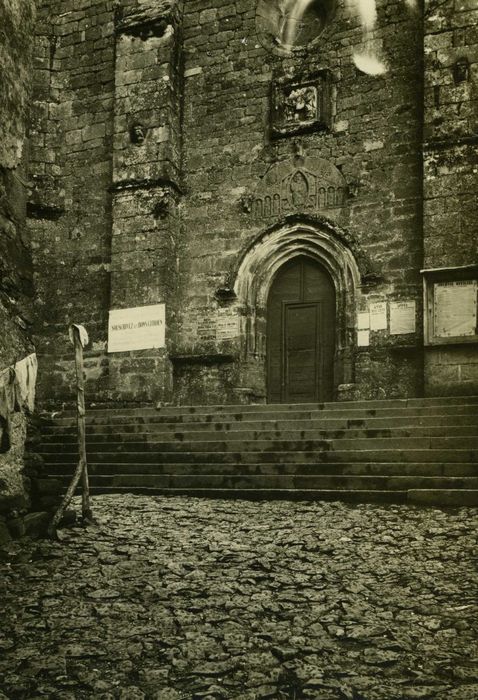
[39,397,478,504]
[48,471,478,490]
[44,461,478,477]
[43,403,478,426]
[38,435,478,456]
[46,479,478,506]
[40,448,477,464]
[40,424,478,444]
[52,395,478,418]
[83,486,410,503]
[408,490,478,506]
[40,414,478,438]
[65,485,478,506]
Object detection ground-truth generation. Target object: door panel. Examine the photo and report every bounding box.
[267,257,335,403]
[285,303,319,403]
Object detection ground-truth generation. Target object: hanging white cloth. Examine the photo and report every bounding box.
[69,324,89,348]
[13,352,38,412]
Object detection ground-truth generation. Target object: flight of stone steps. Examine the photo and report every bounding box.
[38,396,478,506]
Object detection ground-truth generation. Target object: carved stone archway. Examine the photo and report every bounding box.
[231,218,363,401]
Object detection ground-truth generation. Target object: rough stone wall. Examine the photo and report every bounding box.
[178,0,424,402]
[0,2,36,370]
[423,0,478,395]
[0,0,38,536]
[27,0,477,405]
[28,0,428,406]
[29,0,183,405]
[29,0,116,404]
[108,0,184,402]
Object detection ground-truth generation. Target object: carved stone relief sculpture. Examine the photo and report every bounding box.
[284,86,317,122]
[130,123,147,144]
[247,156,347,221]
[271,72,332,137]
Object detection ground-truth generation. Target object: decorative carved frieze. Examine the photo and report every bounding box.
[247,156,347,220]
[271,72,332,137]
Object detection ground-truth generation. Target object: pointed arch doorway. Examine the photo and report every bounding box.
[267,256,336,403]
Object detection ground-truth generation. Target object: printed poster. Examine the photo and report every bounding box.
[434,281,477,337]
[390,301,416,335]
[369,301,387,331]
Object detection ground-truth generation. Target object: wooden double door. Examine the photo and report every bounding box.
[267,257,336,403]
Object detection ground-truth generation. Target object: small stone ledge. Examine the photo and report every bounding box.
[170,353,236,366]
[110,177,182,195]
[231,388,266,405]
[422,134,478,152]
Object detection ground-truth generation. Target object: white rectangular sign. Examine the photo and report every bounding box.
[369,301,387,331]
[357,312,370,330]
[357,329,370,347]
[434,281,477,338]
[108,304,165,352]
[390,300,416,335]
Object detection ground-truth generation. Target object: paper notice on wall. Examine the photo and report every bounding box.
[369,301,387,331]
[357,329,370,347]
[216,315,240,341]
[108,304,165,352]
[390,300,416,335]
[357,312,370,330]
[434,280,477,337]
[197,320,216,342]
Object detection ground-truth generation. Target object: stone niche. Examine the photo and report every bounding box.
[245,155,347,222]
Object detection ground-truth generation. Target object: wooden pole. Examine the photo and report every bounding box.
[72,325,93,523]
[48,324,93,537]
[48,458,87,537]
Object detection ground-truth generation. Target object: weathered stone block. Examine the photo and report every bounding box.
[7,516,26,538]
[23,511,49,538]
[0,519,12,545]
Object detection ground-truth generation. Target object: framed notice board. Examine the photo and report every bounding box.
[422,266,478,345]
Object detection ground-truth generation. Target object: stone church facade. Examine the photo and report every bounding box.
[25,0,478,407]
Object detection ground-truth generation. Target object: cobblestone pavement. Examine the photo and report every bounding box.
[1,496,477,700]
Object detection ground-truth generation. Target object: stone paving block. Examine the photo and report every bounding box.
[0,495,477,698]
